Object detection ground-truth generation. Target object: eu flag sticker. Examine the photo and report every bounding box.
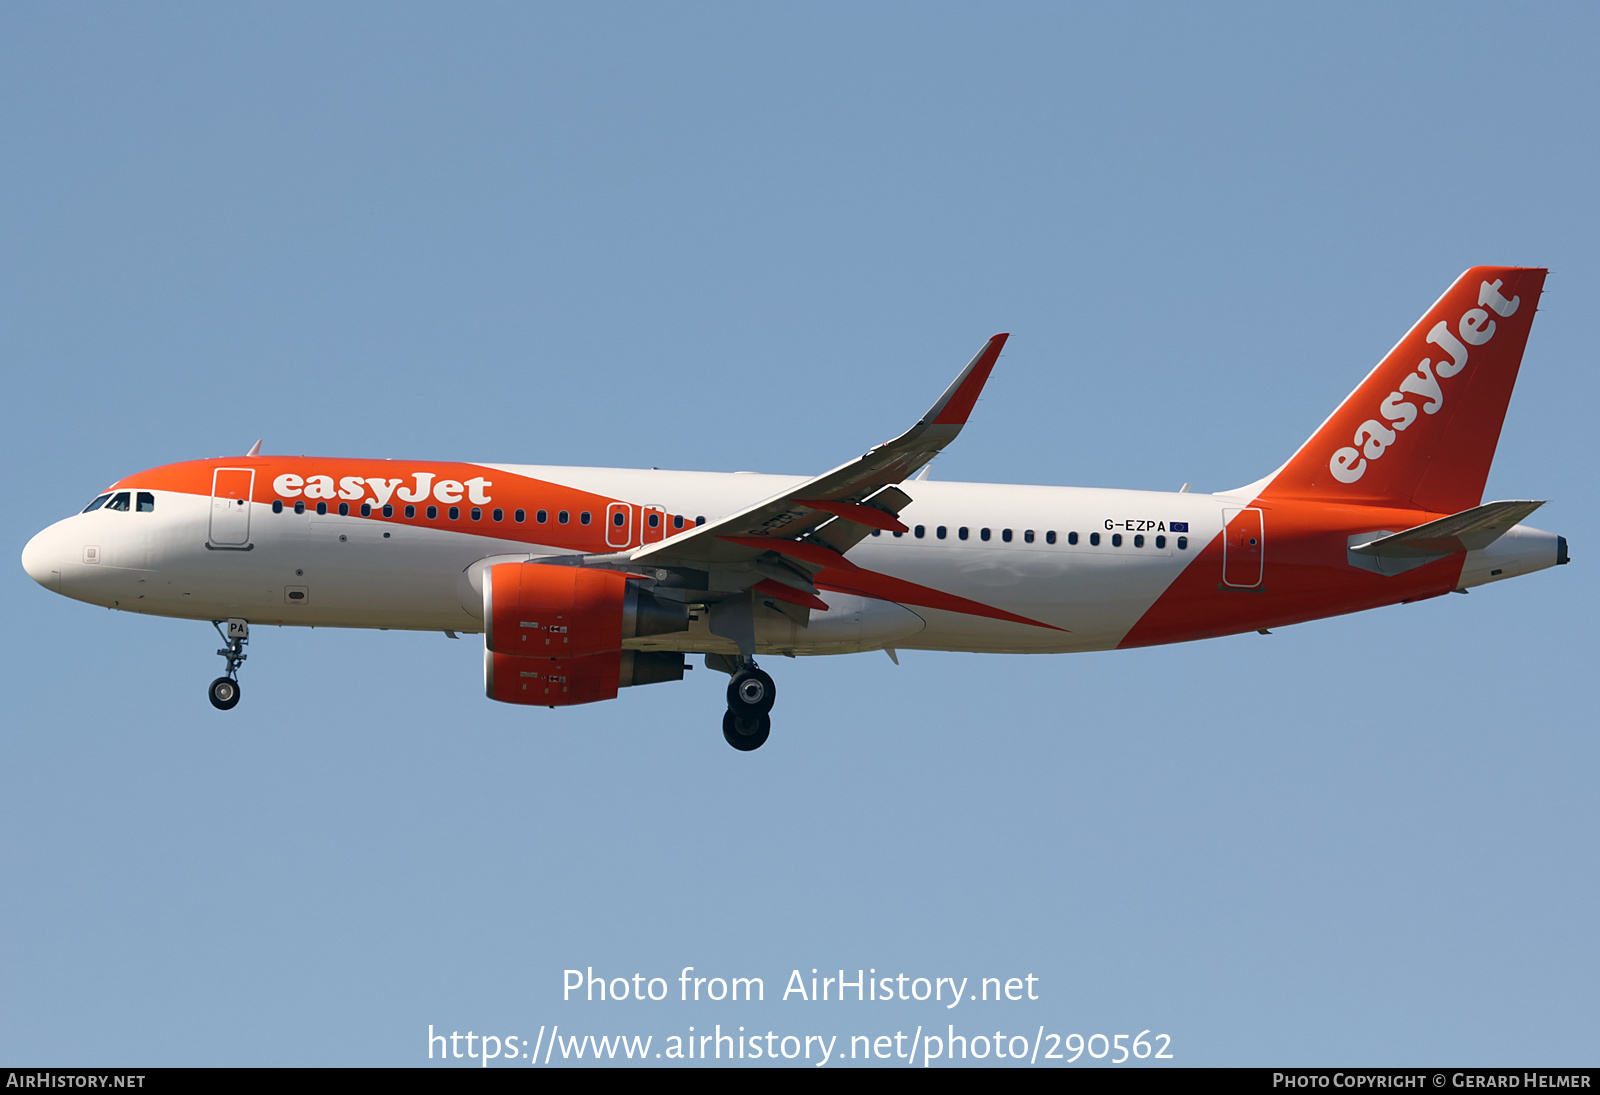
[1169,521,1189,532]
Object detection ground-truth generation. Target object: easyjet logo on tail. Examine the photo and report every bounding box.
[1328,280,1521,485]
[272,471,494,507]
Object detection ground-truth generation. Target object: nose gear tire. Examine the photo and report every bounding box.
[208,677,241,711]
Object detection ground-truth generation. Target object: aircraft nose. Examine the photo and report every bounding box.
[21,526,61,590]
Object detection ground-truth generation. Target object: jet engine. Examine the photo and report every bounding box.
[481,562,691,706]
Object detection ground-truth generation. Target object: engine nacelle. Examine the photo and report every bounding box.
[485,649,687,707]
[482,562,689,657]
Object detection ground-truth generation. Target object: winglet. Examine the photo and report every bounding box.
[924,334,1008,427]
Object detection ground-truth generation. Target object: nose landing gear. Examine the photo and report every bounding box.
[721,662,776,751]
[209,618,248,711]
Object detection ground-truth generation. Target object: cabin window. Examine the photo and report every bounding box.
[403,505,415,518]
[980,528,991,541]
[871,529,881,536]
[382,505,394,518]
[81,493,111,513]
[558,511,569,524]
[272,500,284,514]
[959,527,969,540]
[1177,535,1188,550]
[471,507,482,521]
[514,509,526,523]
[914,525,925,538]
[1068,531,1078,545]
[1024,529,1034,543]
[937,526,947,539]
[613,512,626,527]
[1001,528,1013,543]
[1112,533,1122,547]
[673,515,685,529]
[449,506,460,520]
[295,501,306,515]
[426,505,437,519]
[647,513,660,528]
[1155,534,1166,548]
[536,510,547,523]
[492,508,503,522]
[1046,530,1057,545]
[316,501,328,516]
[1089,532,1100,546]
[137,492,155,512]
[1134,534,1144,548]
[696,516,706,526]
[361,503,372,517]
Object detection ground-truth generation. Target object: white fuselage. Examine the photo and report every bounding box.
[20,464,1561,659]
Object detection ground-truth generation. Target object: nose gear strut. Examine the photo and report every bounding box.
[208,618,248,711]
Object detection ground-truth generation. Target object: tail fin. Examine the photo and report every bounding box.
[1257,266,1546,513]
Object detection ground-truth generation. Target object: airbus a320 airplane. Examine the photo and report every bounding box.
[21,267,1568,750]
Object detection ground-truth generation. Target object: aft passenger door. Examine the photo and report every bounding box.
[209,468,255,548]
[1222,507,1263,588]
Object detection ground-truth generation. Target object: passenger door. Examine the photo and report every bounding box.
[209,468,255,547]
[1222,507,1264,588]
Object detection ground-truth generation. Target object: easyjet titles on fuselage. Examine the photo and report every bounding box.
[271,471,494,509]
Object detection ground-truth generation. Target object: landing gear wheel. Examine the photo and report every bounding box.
[208,677,241,711]
[209,620,249,711]
[726,667,777,716]
[722,710,771,751]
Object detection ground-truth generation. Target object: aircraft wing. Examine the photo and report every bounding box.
[627,334,1008,582]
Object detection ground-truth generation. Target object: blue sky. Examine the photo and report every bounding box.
[3,3,1595,1066]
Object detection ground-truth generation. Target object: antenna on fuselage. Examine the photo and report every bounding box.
[245,439,262,457]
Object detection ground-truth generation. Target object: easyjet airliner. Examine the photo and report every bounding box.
[21,267,1567,749]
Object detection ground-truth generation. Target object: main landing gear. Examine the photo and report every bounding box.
[208,618,248,711]
[721,662,776,751]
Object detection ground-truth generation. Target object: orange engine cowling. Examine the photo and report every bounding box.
[485,649,689,707]
[483,563,629,658]
[485,649,622,706]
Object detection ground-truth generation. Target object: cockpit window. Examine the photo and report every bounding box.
[104,492,132,512]
[81,493,111,513]
[136,492,155,513]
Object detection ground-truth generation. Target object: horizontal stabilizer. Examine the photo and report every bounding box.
[1350,500,1545,561]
